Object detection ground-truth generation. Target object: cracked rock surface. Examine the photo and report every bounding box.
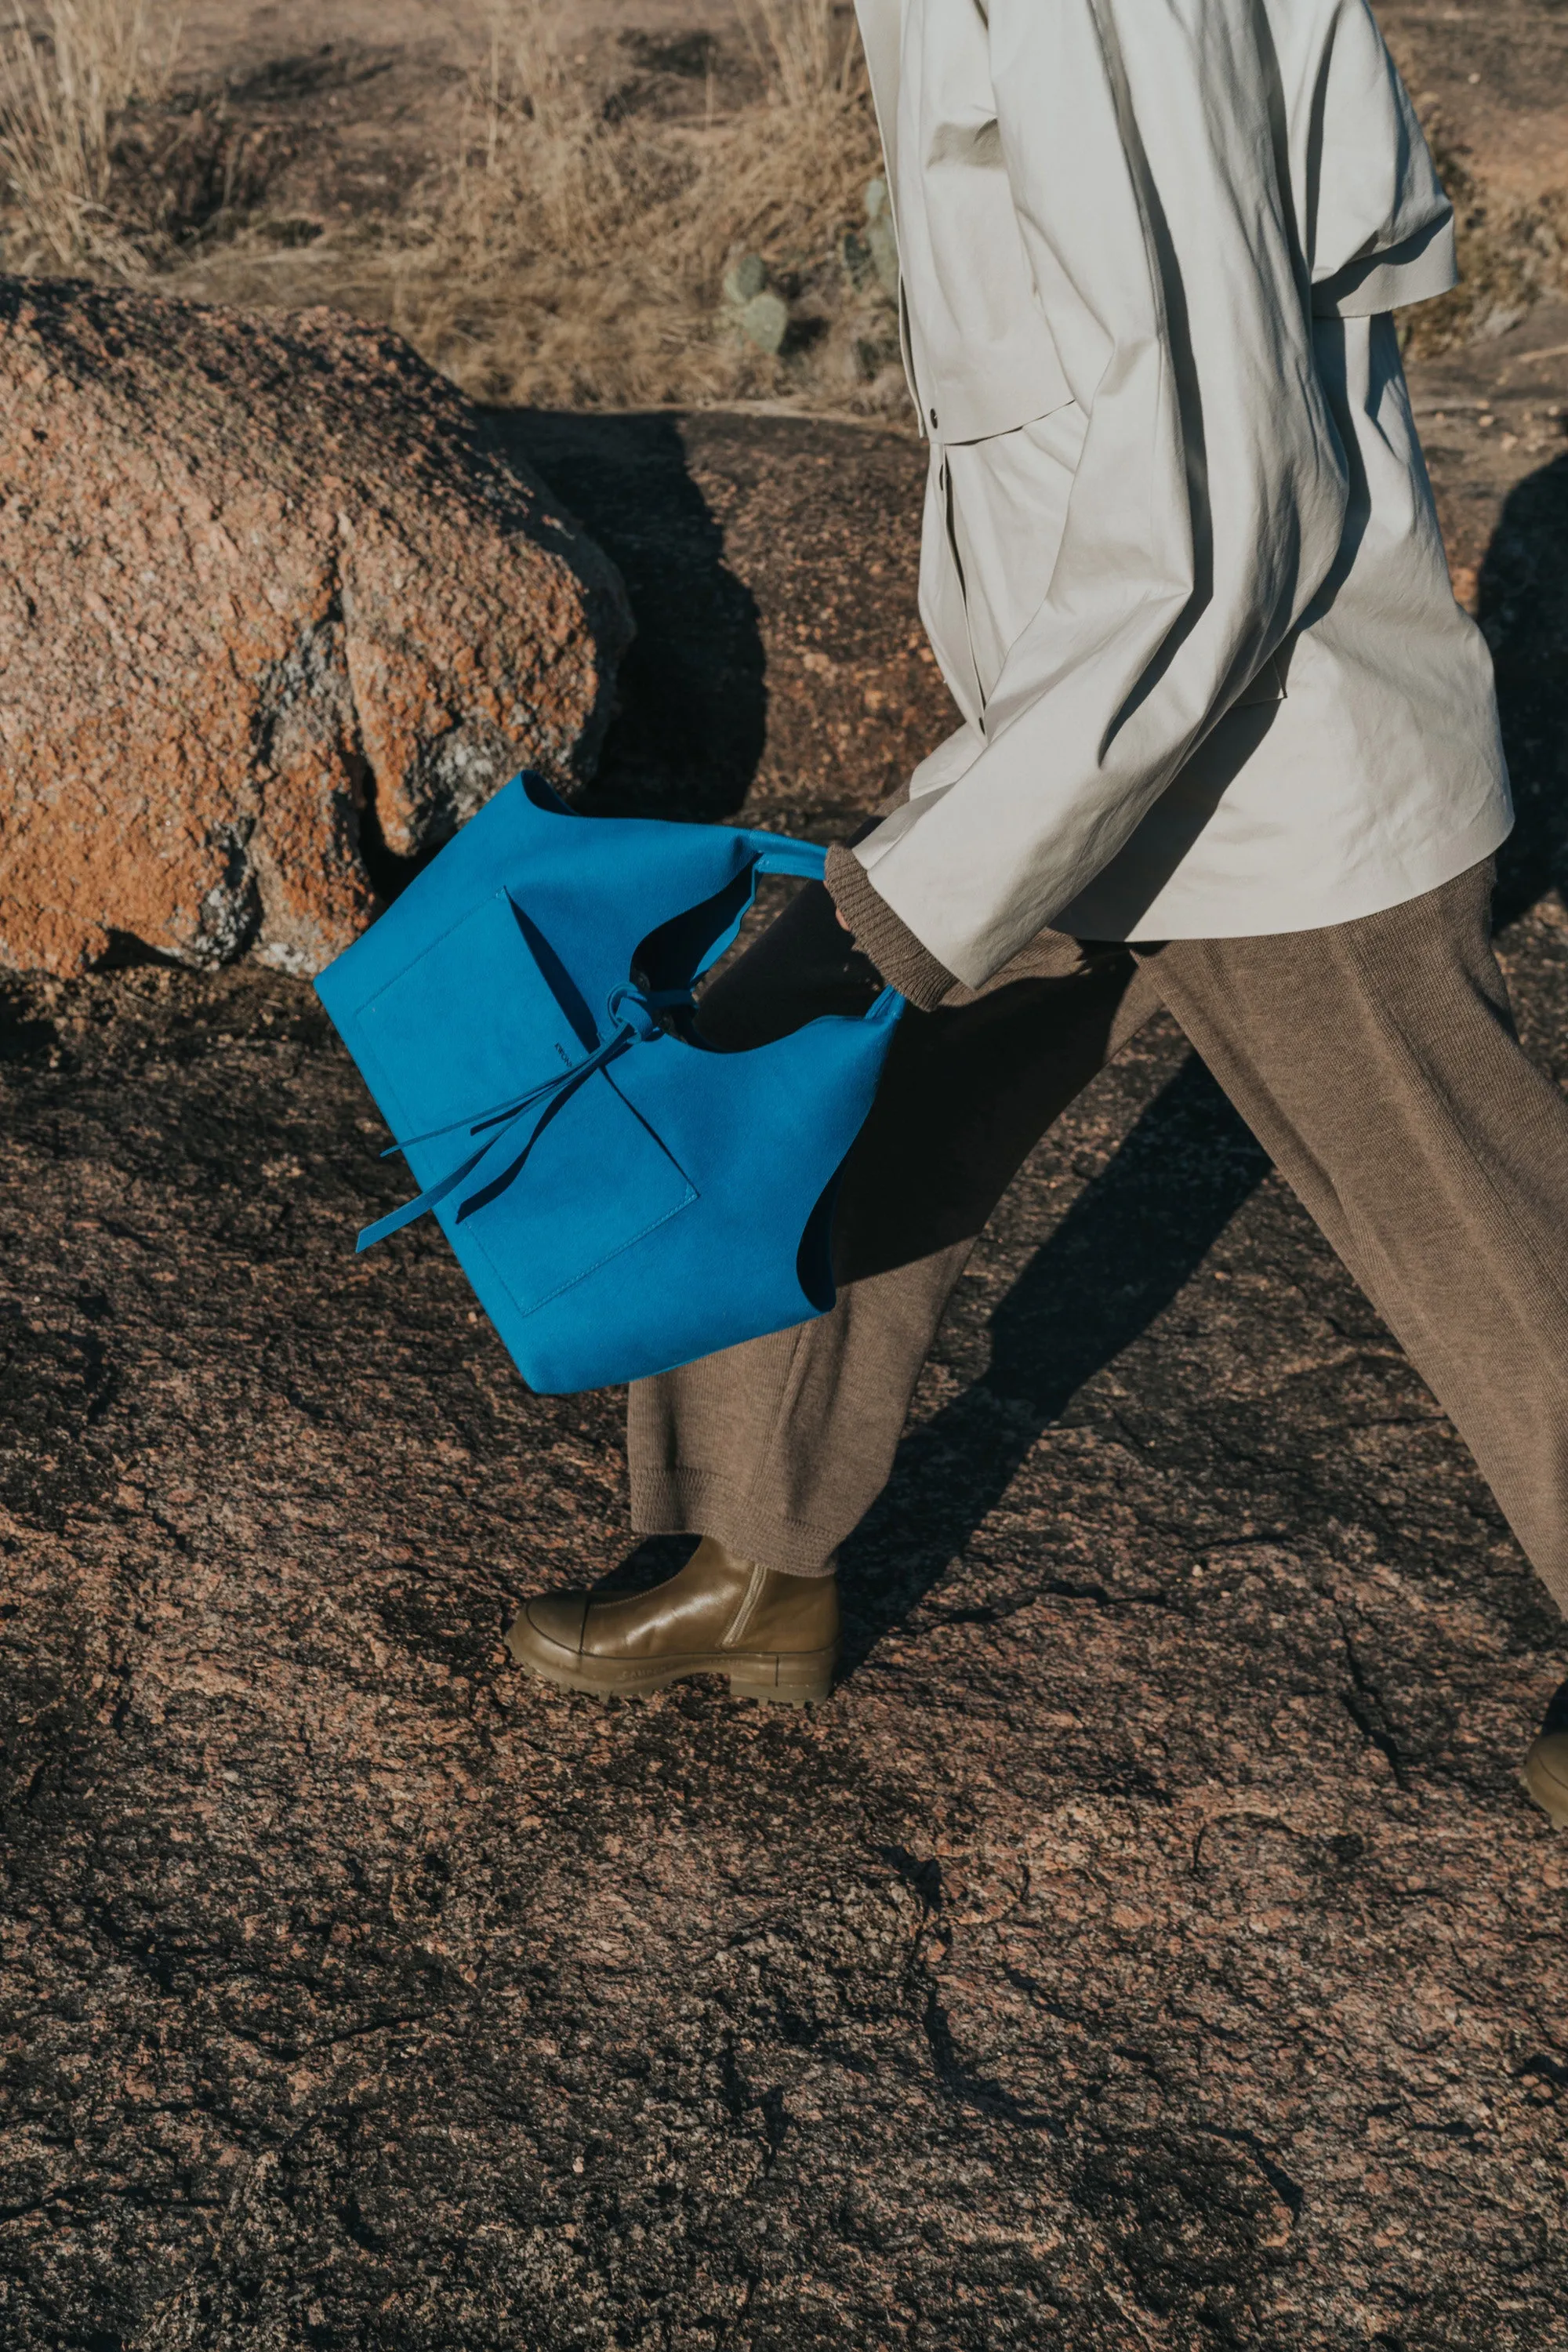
[0,281,630,978]
[2,316,1568,2349]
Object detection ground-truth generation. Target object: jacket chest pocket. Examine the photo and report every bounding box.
[902,139,1074,445]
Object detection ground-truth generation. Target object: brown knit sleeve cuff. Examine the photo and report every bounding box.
[823,841,957,1011]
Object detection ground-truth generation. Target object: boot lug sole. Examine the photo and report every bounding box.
[506,1619,837,1707]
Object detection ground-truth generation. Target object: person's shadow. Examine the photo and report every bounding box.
[1486,450,1568,927]
[839,1053,1271,1627]
[505,408,1568,1648]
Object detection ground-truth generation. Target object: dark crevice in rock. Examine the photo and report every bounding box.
[1334,1617,1410,1788]
[89,929,190,973]
[921,1984,1063,2133]
[1194,2125,1306,2224]
[348,737,429,905]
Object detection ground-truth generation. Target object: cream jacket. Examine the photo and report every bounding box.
[848,0,1512,983]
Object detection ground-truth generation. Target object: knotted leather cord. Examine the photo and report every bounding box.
[353,836,895,1258]
[355,982,693,1254]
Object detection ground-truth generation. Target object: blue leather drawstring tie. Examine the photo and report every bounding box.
[355,982,691,1253]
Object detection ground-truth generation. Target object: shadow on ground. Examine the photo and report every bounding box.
[1487,452,1568,925]
[490,411,769,826]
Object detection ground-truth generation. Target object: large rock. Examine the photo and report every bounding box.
[0,282,631,975]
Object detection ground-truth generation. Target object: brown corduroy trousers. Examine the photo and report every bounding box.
[628,859,1568,1611]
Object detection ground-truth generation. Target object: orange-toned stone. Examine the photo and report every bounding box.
[0,281,631,975]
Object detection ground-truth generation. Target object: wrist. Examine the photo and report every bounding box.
[823,843,957,1011]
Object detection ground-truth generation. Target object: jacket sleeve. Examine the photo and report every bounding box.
[849,0,1354,985]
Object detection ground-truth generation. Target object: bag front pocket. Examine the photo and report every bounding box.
[358,888,593,1127]
[463,1065,698,1323]
[356,887,698,1320]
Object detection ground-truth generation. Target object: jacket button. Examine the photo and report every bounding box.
[929,406,938,429]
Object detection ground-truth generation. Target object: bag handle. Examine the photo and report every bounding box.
[747,833,904,1022]
[681,831,828,987]
[749,836,829,884]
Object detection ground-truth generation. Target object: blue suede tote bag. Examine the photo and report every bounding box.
[314,772,905,1394]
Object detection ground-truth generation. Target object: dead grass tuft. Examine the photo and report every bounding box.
[366,0,889,410]
[1399,98,1568,359]
[0,0,901,415]
[0,0,179,273]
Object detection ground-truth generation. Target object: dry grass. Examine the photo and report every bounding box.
[15,2,1558,418]
[146,0,884,413]
[367,0,890,409]
[1403,154,1568,358]
[0,0,179,273]
[1394,79,1568,359]
[0,0,899,415]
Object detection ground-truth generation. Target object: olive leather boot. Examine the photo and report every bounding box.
[1523,1679,1568,1828]
[505,1537,840,1704]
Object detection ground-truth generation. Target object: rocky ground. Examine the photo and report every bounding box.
[2,264,1567,2343]
[4,1,1568,2343]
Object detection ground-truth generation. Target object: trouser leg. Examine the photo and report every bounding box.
[628,885,1159,1573]
[626,1250,979,1574]
[1142,860,1568,1608]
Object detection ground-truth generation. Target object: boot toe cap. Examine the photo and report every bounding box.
[1523,1730,1568,1827]
[506,1592,589,1666]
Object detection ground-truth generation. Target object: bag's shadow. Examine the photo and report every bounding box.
[503,408,1567,1650]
